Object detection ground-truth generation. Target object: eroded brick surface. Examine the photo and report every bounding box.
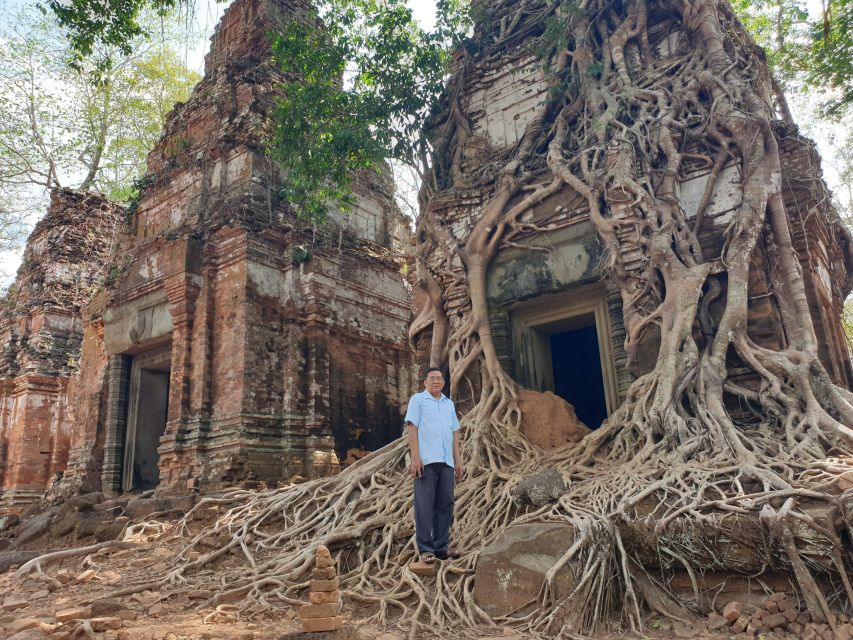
[71,0,413,495]
[2,0,415,507]
[0,189,121,511]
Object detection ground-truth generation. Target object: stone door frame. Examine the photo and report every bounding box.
[509,284,620,417]
[121,344,172,492]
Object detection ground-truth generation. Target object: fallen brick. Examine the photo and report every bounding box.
[732,616,749,634]
[783,607,799,623]
[2,595,28,611]
[55,606,92,622]
[75,569,97,583]
[723,601,742,623]
[763,612,787,629]
[91,617,122,632]
[5,618,38,635]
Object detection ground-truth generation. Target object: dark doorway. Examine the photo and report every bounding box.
[131,369,169,489]
[550,324,608,428]
[122,358,170,492]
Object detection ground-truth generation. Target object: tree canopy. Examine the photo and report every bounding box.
[731,0,853,116]
[269,0,468,222]
[0,5,200,252]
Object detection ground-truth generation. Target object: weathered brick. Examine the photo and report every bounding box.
[0,0,413,509]
[309,578,339,592]
[309,590,340,605]
[91,617,123,632]
[312,566,337,580]
[722,601,742,623]
[300,602,341,619]
[302,616,343,632]
[55,606,92,622]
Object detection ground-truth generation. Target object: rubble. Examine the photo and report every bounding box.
[714,594,853,639]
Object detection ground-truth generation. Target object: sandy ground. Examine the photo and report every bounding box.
[0,503,830,640]
[0,536,800,640]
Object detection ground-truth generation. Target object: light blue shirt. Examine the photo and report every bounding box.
[404,389,460,468]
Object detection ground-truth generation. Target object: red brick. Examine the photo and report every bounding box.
[732,616,749,634]
[55,606,92,622]
[309,590,340,605]
[300,602,340,619]
[313,566,337,580]
[302,616,343,632]
[723,601,743,623]
[309,578,339,592]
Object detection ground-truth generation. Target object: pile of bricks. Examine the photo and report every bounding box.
[300,545,343,632]
[719,593,852,639]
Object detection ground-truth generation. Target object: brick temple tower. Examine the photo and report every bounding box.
[56,0,415,496]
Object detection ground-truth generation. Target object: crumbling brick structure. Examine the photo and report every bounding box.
[58,0,414,496]
[0,189,120,510]
[0,0,414,509]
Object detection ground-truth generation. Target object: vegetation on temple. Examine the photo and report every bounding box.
[15,0,853,636]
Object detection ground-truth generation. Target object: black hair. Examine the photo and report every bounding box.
[424,367,444,378]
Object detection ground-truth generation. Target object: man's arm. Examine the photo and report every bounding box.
[407,423,423,478]
[453,431,464,480]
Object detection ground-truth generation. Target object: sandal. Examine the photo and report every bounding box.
[421,553,437,564]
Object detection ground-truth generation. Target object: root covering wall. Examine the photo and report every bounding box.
[414,25,853,405]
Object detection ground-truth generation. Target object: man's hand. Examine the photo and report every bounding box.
[455,462,465,481]
[411,456,424,478]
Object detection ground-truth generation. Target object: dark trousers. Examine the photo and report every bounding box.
[414,462,455,556]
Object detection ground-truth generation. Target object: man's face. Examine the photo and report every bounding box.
[424,371,444,395]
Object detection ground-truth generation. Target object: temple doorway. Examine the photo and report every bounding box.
[122,348,171,492]
[550,319,609,428]
[510,287,618,429]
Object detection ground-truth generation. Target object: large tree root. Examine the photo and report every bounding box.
[14,540,138,579]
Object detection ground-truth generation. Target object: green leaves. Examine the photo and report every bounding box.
[0,3,199,230]
[269,0,468,224]
[45,0,180,69]
[731,0,810,87]
[809,0,853,117]
[732,0,853,117]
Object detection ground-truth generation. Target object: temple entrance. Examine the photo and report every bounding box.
[549,319,609,428]
[510,287,618,429]
[122,347,171,492]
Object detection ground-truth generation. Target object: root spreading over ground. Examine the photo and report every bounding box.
[18,0,853,638]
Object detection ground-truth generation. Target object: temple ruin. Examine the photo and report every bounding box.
[0,0,849,533]
[0,0,415,510]
[413,17,853,430]
[0,189,121,510]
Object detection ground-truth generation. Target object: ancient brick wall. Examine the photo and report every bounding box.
[57,0,415,496]
[0,190,120,511]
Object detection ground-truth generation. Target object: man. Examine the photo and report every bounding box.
[404,367,464,567]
